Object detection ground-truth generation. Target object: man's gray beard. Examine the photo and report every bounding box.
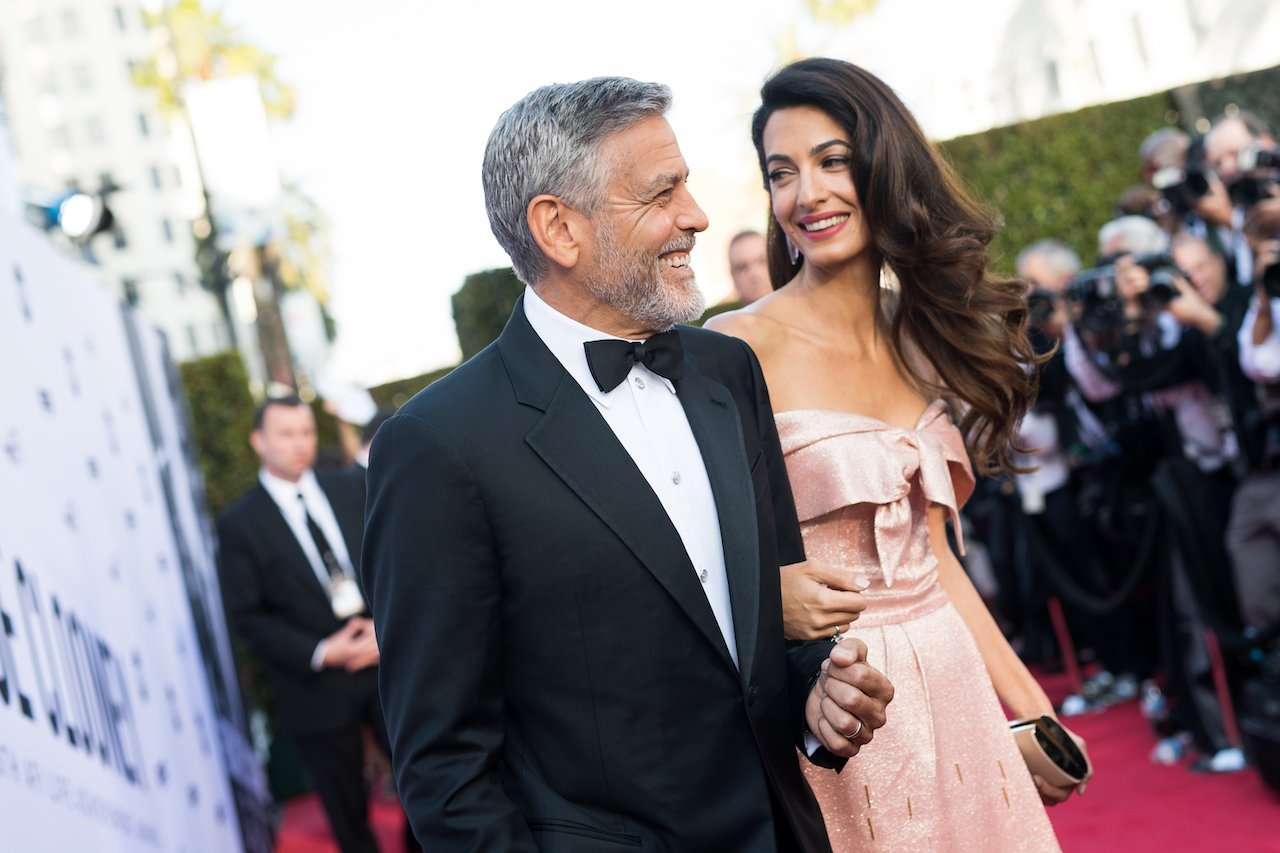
[586,226,706,332]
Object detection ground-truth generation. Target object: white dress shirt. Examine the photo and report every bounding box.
[259,467,358,670]
[522,286,739,668]
[1239,296,1280,383]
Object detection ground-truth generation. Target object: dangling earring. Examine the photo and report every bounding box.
[786,236,800,265]
[879,263,899,291]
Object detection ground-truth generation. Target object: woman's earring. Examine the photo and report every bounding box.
[786,236,800,265]
[879,263,899,290]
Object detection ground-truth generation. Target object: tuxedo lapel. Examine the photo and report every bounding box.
[252,486,332,611]
[498,300,737,673]
[318,475,362,576]
[676,370,760,689]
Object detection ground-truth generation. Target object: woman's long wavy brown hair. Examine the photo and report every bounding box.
[751,58,1039,475]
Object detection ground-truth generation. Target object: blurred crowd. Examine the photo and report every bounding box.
[964,110,1280,777]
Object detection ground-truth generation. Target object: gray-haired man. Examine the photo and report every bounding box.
[361,78,892,851]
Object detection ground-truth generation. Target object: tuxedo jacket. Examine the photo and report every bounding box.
[363,299,840,853]
[217,469,377,738]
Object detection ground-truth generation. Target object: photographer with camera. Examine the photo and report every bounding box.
[1062,215,1247,769]
[1229,223,1280,633]
[1015,239,1146,710]
[1143,127,1233,248]
[1201,113,1280,285]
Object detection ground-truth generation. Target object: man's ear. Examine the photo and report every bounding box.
[527,195,585,270]
[249,430,264,457]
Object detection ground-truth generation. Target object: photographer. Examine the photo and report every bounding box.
[1143,127,1230,246]
[1229,228,1280,632]
[1065,217,1238,474]
[1202,113,1280,285]
[1064,216,1246,768]
[1015,239,1143,708]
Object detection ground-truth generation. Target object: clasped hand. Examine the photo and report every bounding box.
[322,616,380,672]
[805,637,894,758]
[781,559,870,640]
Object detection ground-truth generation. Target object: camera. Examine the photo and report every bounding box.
[1228,145,1279,208]
[1065,254,1185,338]
[1027,288,1058,328]
[1237,145,1280,173]
[1230,175,1278,208]
[1066,268,1121,336]
[1152,165,1212,216]
[1263,259,1280,299]
[1127,252,1184,308]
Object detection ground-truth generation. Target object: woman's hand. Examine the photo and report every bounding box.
[1020,711,1091,805]
[1032,775,1078,805]
[780,559,869,640]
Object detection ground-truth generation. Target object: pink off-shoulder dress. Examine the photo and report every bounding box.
[778,401,1060,852]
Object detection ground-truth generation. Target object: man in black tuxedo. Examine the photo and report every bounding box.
[362,78,893,852]
[217,397,418,853]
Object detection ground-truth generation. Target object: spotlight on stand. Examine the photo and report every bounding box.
[55,191,114,240]
[24,182,118,243]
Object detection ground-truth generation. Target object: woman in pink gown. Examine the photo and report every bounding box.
[709,58,1086,851]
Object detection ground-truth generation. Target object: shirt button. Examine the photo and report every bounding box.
[634,376,646,389]
[671,471,681,485]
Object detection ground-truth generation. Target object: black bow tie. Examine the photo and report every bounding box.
[583,329,685,393]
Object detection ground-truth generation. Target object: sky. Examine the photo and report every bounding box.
[212,0,855,387]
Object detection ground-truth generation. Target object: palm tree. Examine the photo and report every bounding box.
[132,0,296,119]
[131,0,313,386]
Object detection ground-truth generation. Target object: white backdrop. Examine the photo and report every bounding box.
[0,212,268,852]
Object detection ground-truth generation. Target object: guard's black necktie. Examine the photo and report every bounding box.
[583,329,685,393]
[299,494,344,581]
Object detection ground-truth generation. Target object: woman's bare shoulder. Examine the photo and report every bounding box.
[703,298,794,356]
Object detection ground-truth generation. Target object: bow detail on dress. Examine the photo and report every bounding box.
[777,400,975,587]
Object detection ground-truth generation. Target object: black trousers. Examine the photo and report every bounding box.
[292,687,420,853]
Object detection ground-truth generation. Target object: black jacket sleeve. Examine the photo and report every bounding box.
[362,412,537,852]
[740,339,847,772]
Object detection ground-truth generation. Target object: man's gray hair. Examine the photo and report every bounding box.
[482,77,672,285]
[1016,238,1081,278]
[1138,127,1188,166]
[1098,215,1168,258]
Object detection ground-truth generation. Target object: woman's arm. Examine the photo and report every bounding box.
[926,506,1079,804]
[927,506,1051,719]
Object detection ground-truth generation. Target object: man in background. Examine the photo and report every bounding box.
[217,396,417,853]
[728,229,772,305]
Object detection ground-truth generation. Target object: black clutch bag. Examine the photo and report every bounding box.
[1009,715,1093,789]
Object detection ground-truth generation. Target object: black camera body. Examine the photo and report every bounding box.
[1264,262,1280,300]
[1065,254,1187,343]
[1230,175,1278,208]
[1153,165,1212,216]
[1132,252,1183,308]
[1229,144,1279,208]
[1027,288,1058,328]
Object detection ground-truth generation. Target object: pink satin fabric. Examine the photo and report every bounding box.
[778,402,1061,852]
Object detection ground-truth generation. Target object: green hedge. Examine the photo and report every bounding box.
[938,63,1280,273]
[180,351,259,517]
[940,92,1175,271]
[1192,65,1280,133]
[368,365,455,408]
[451,267,524,361]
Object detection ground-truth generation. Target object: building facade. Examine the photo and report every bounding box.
[0,0,230,362]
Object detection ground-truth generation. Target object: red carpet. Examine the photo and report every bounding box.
[1044,702,1279,851]
[274,791,409,853]
[276,686,1280,851]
